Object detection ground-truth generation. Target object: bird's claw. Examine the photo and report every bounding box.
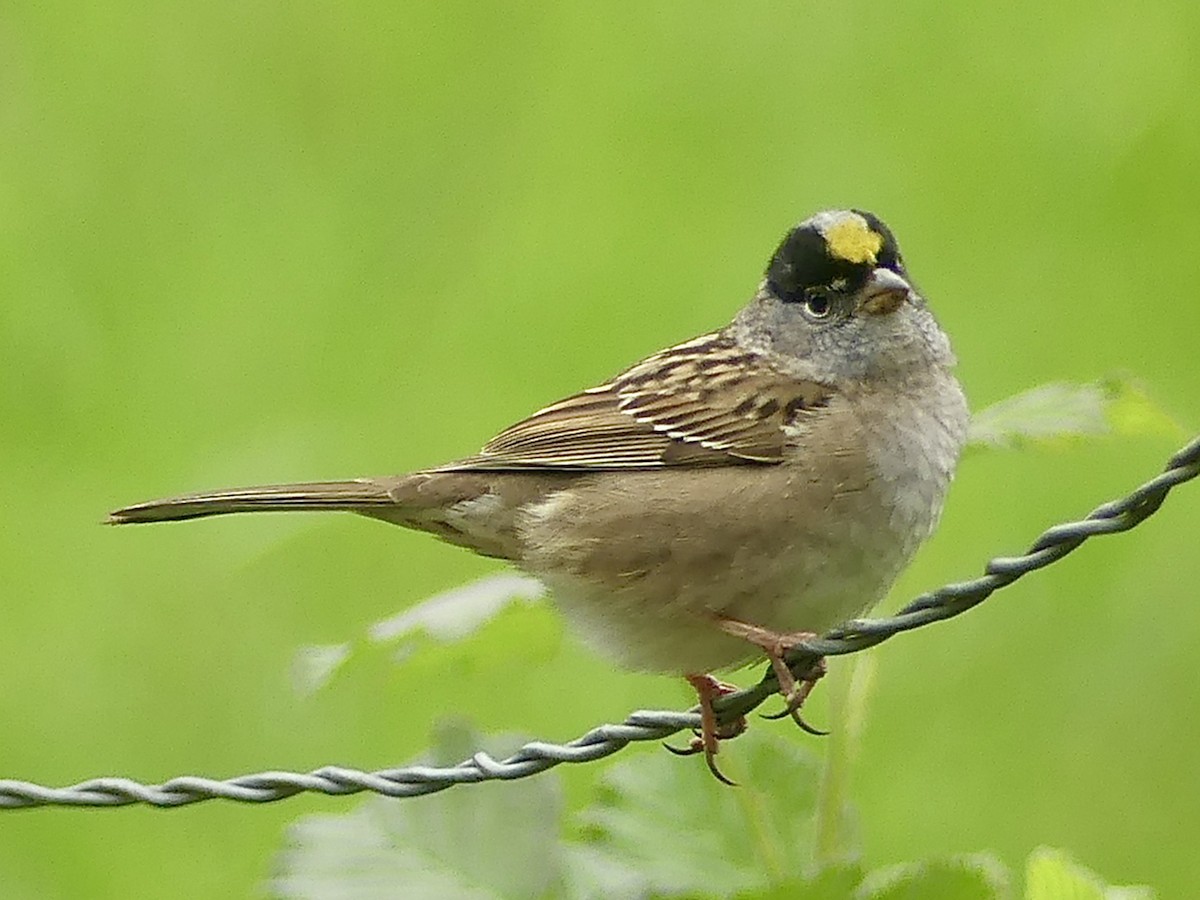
[760,703,829,736]
[666,636,830,783]
[666,674,746,785]
[759,663,829,734]
[662,736,738,784]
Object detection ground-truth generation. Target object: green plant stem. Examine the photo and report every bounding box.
[811,653,876,871]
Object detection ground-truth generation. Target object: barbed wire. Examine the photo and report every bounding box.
[3,435,1197,810]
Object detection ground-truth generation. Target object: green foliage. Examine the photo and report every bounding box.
[272,726,1155,899]
[1024,849,1155,900]
[271,723,565,900]
[293,574,545,694]
[573,736,829,894]
[966,378,1182,454]
[853,856,1008,900]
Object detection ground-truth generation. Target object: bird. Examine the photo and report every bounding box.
[108,209,969,783]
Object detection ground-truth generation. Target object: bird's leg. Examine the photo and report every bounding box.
[663,673,746,785]
[713,615,828,735]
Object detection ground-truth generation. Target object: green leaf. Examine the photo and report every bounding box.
[368,573,546,646]
[290,573,549,694]
[560,843,687,900]
[269,721,565,900]
[290,642,352,698]
[855,854,1009,900]
[566,732,842,898]
[732,866,864,899]
[1024,848,1155,900]
[1098,376,1182,442]
[966,377,1182,454]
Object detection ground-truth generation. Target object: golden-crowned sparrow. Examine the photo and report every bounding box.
[109,209,969,781]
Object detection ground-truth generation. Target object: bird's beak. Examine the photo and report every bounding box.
[858,267,912,316]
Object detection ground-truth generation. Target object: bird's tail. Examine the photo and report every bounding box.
[106,479,397,525]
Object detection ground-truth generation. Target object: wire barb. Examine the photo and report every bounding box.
[3,435,1197,810]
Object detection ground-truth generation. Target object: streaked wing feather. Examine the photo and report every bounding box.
[440,332,832,471]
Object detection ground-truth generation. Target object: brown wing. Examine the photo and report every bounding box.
[439,332,832,471]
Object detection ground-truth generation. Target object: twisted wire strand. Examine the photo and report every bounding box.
[3,435,1197,810]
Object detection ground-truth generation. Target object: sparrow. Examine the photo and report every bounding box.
[109,209,969,782]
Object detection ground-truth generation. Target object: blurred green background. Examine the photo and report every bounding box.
[2,1,1198,897]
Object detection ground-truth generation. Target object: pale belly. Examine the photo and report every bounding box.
[517,463,930,674]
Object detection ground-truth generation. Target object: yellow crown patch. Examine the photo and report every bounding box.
[824,215,883,265]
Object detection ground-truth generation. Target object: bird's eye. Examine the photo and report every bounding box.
[803,294,832,320]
